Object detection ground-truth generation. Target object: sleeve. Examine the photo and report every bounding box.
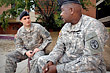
[56,20,109,73]
[15,30,27,55]
[38,25,52,50]
[45,29,66,64]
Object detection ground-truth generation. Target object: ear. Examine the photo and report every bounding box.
[20,20,22,23]
[70,8,74,14]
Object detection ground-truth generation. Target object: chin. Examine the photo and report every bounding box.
[63,19,66,23]
[27,23,31,25]
[63,19,68,23]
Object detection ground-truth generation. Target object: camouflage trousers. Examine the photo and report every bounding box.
[5,50,45,73]
[35,55,106,73]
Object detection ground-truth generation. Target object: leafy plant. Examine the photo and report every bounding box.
[97,0,110,6]
[0,0,34,31]
[97,0,110,10]
[34,0,62,30]
[0,11,9,31]
[80,0,95,10]
[0,0,95,31]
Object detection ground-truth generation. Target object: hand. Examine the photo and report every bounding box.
[42,61,54,73]
[43,65,57,73]
[26,50,34,58]
[33,48,40,53]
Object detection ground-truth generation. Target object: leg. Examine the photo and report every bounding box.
[30,51,45,73]
[37,55,50,73]
[5,50,27,73]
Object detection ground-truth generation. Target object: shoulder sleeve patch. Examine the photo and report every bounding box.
[85,32,103,54]
[90,40,99,50]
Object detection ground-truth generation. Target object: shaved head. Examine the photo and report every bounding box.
[62,3,82,13]
[60,3,82,24]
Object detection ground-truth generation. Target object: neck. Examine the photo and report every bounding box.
[24,23,31,28]
[24,24,31,30]
[71,14,82,25]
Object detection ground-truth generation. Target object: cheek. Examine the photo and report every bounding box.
[29,19,31,22]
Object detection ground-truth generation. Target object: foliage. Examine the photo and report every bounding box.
[105,0,110,6]
[0,11,9,31]
[0,0,95,31]
[54,11,63,28]
[97,0,110,6]
[0,0,34,31]
[34,0,95,30]
[80,0,95,10]
[97,0,110,11]
[34,0,63,30]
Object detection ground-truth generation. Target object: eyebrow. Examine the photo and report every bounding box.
[23,18,26,20]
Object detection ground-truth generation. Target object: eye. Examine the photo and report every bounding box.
[23,18,26,20]
[27,17,30,19]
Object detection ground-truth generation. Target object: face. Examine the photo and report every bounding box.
[20,16,31,27]
[60,4,73,23]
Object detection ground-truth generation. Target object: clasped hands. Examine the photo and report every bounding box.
[42,61,57,73]
[26,48,40,57]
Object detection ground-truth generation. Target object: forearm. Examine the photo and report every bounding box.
[56,54,103,73]
[16,47,27,55]
[46,45,64,64]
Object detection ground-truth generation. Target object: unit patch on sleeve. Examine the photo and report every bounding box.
[90,40,99,50]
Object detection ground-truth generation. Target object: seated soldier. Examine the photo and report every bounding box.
[5,11,52,73]
[36,0,109,73]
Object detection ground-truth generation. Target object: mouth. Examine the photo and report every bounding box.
[60,17,64,21]
[27,22,30,24]
[62,18,65,22]
[60,17,63,20]
[60,17,65,22]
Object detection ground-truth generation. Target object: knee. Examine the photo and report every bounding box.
[37,56,48,66]
[6,53,13,58]
[5,52,16,60]
[38,56,45,65]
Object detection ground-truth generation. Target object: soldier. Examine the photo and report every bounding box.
[37,0,109,73]
[5,11,52,73]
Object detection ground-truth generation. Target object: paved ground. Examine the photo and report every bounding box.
[0,51,28,73]
[0,32,110,73]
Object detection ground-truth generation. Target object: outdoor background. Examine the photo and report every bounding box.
[0,0,110,73]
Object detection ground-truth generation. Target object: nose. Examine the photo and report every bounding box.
[27,18,30,21]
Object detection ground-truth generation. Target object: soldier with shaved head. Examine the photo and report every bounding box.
[31,0,109,73]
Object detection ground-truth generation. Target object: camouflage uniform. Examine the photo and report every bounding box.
[37,14,109,73]
[5,23,52,73]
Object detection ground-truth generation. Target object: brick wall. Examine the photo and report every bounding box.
[0,23,22,34]
[82,0,96,18]
[0,5,11,14]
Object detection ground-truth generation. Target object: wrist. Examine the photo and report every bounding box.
[47,61,54,66]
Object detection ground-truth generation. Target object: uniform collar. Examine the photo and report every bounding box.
[22,23,34,32]
[67,14,83,32]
